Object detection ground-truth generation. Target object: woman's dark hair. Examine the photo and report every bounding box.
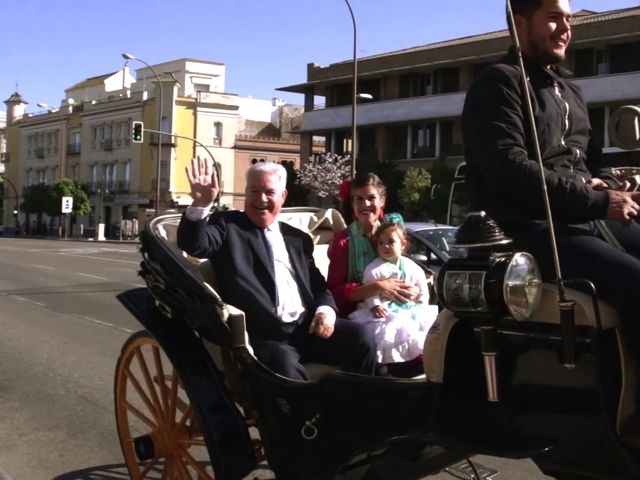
[340,172,386,222]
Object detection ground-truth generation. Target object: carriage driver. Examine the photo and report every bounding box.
[462,0,640,355]
[177,157,376,381]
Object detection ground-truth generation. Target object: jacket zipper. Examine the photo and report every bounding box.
[554,81,573,172]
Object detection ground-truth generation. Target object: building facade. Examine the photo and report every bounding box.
[2,58,310,237]
[280,7,640,170]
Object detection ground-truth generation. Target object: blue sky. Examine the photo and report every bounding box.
[2,0,637,113]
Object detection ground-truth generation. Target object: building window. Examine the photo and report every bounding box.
[193,82,210,93]
[574,48,609,77]
[433,67,459,94]
[609,41,640,74]
[213,122,223,146]
[399,72,432,98]
[411,123,436,158]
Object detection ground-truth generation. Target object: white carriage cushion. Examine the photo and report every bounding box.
[530,283,620,330]
[278,208,346,245]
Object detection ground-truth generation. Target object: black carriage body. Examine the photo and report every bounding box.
[435,311,640,479]
[118,213,640,480]
[117,214,466,480]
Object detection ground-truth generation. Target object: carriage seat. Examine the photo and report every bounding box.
[530,283,620,330]
[155,210,345,380]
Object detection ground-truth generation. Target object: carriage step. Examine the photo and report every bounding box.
[444,459,498,480]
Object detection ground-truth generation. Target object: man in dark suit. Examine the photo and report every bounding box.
[177,157,376,380]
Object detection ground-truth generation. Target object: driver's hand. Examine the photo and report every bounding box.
[606,190,640,226]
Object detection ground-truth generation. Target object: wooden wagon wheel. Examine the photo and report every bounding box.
[115,330,214,479]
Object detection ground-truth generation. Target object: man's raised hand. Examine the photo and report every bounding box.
[186,156,218,207]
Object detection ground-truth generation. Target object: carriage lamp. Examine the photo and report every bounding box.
[437,212,542,321]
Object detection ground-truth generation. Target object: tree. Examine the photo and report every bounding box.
[21,183,51,218]
[398,168,432,220]
[296,153,351,199]
[51,178,91,216]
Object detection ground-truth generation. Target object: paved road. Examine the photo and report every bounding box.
[0,236,553,480]
[0,237,142,479]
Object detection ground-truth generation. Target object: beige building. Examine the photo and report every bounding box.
[280,7,640,170]
[2,58,310,237]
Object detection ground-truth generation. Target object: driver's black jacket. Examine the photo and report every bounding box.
[462,50,614,229]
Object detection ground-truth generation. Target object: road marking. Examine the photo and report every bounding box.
[76,272,108,280]
[14,296,45,307]
[72,314,135,334]
[34,264,55,270]
[62,254,139,265]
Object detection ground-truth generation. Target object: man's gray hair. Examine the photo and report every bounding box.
[246,161,288,191]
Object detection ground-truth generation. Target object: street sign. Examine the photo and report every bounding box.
[62,196,73,213]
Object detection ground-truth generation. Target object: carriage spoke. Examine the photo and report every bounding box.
[135,349,166,422]
[168,368,180,423]
[125,401,158,430]
[152,345,170,413]
[126,367,162,424]
[175,453,192,478]
[179,446,214,479]
[179,437,206,447]
[176,404,194,431]
[139,457,160,478]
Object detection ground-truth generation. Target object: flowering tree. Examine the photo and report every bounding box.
[295,153,351,198]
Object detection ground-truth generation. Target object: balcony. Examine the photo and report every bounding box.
[116,180,131,193]
[67,144,81,155]
[101,139,113,151]
[35,147,45,159]
[299,92,467,132]
[575,71,640,104]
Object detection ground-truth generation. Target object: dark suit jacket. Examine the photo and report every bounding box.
[177,210,337,341]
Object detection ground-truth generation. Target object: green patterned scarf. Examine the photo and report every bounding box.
[347,221,378,282]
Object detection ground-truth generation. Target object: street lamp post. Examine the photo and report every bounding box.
[345,0,358,179]
[122,52,163,217]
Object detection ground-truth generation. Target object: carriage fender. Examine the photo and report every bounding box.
[423,309,459,383]
[117,287,256,480]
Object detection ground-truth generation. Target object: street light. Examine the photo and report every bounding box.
[122,52,163,216]
[344,0,358,179]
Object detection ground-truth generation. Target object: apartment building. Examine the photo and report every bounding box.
[280,6,640,170]
[2,58,310,236]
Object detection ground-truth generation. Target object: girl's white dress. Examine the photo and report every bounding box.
[348,256,438,364]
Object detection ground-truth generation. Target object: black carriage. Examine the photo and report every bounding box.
[114,200,640,480]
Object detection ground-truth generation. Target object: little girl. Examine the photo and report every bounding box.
[349,214,438,367]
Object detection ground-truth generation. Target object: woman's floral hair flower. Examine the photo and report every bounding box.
[338,179,351,202]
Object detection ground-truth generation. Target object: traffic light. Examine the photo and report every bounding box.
[132,121,144,143]
[12,206,18,216]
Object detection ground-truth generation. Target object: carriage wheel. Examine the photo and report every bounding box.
[115,330,215,479]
